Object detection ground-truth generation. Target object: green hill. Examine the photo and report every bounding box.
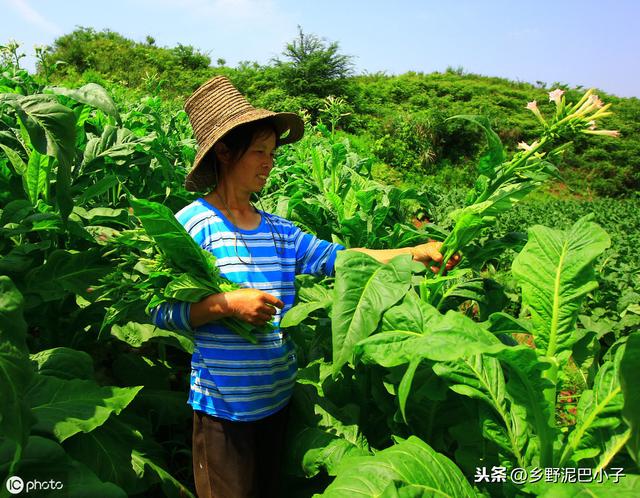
[36,27,640,197]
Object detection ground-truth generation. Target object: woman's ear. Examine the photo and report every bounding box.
[214,142,231,166]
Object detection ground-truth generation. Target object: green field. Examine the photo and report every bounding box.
[1,34,639,497]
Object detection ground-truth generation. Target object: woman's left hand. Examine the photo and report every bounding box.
[411,241,460,274]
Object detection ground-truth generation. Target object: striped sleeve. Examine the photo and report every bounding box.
[292,225,345,276]
[150,301,194,333]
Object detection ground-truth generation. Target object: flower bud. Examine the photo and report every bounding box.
[582,129,620,137]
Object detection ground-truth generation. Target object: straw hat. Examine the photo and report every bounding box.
[183,76,304,191]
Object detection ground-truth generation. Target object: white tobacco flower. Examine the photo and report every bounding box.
[517,140,539,152]
[525,101,547,125]
[548,89,565,104]
[590,95,604,108]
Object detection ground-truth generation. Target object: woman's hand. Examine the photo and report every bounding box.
[189,289,284,328]
[411,241,460,274]
[225,288,284,327]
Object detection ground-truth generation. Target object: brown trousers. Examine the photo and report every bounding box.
[192,406,290,498]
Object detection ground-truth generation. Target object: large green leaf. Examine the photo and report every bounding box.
[111,321,194,354]
[0,342,35,482]
[133,450,195,498]
[281,300,331,328]
[19,95,76,219]
[0,279,33,480]
[281,276,334,328]
[2,94,47,155]
[285,427,370,477]
[560,343,628,467]
[357,292,557,467]
[0,435,127,498]
[0,276,27,351]
[438,211,492,262]
[482,182,539,217]
[317,436,477,497]
[47,83,121,123]
[64,414,193,497]
[512,215,610,359]
[359,299,533,442]
[433,354,527,466]
[26,375,142,442]
[355,309,507,368]
[128,389,191,428]
[25,148,49,204]
[75,174,119,206]
[25,249,111,302]
[30,347,95,381]
[620,332,640,464]
[380,290,438,334]
[0,143,26,175]
[331,251,412,374]
[291,362,369,452]
[496,346,556,467]
[0,199,33,225]
[525,474,640,497]
[435,277,507,319]
[0,240,49,275]
[83,125,153,167]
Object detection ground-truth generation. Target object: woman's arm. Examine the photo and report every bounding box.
[153,289,284,331]
[350,241,459,273]
[189,289,284,328]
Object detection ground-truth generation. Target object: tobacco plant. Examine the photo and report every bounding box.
[1,61,637,497]
[0,70,197,497]
[279,90,639,496]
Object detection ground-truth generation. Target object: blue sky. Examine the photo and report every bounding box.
[2,0,639,98]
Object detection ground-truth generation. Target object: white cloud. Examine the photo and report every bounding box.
[6,0,62,36]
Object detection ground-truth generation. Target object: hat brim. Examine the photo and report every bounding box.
[184,109,304,192]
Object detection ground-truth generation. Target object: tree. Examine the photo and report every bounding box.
[274,26,353,99]
[40,28,214,96]
[170,43,211,71]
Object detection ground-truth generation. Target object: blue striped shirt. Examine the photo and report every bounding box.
[151,197,344,421]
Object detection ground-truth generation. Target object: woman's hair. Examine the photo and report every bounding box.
[202,118,279,186]
[202,118,286,260]
[221,119,279,160]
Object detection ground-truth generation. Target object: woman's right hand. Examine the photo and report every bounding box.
[225,288,284,327]
[189,289,284,328]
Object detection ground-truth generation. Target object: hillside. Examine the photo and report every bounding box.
[35,27,640,196]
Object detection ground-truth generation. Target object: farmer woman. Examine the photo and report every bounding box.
[152,76,457,498]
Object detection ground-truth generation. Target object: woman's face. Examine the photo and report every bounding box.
[222,130,277,194]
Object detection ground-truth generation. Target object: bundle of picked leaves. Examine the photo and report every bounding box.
[98,198,269,343]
